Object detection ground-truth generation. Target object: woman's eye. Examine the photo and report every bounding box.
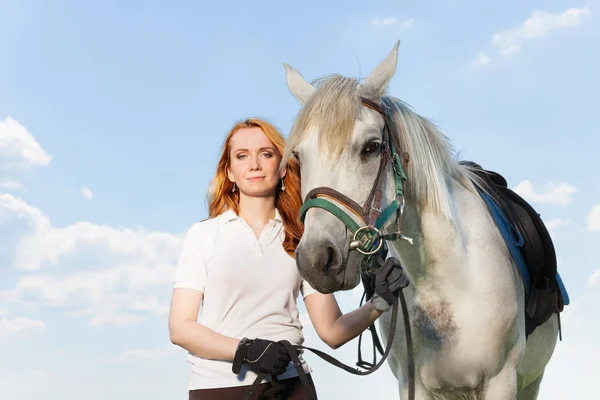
[362,141,381,155]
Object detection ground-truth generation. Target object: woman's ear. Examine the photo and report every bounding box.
[279,165,288,180]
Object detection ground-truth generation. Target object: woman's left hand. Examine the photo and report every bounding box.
[371,257,409,312]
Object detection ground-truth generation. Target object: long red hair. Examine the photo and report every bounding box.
[207,118,303,257]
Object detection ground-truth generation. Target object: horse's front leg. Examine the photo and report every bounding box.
[483,367,518,399]
[398,380,432,400]
[482,342,524,400]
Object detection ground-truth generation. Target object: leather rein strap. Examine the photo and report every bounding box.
[244,290,414,400]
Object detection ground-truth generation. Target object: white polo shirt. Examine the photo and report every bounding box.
[173,208,318,390]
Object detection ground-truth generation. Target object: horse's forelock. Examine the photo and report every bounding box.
[286,75,361,163]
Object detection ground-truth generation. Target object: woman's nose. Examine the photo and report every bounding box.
[250,155,261,170]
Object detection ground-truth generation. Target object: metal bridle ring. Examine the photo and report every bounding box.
[349,226,384,255]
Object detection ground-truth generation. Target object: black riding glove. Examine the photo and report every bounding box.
[232,338,292,376]
[371,257,410,312]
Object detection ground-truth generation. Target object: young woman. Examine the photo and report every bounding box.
[168,118,407,399]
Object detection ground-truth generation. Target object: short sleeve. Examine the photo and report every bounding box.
[173,222,208,292]
[300,278,318,299]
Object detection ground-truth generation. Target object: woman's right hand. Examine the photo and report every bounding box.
[232,338,292,376]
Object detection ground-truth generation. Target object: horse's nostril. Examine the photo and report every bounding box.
[325,247,334,273]
[296,243,341,279]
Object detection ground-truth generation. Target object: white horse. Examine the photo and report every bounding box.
[281,41,561,399]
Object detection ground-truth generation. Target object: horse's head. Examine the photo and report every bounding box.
[281,41,405,294]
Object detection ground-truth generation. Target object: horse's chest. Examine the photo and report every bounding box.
[412,298,458,347]
[409,297,507,392]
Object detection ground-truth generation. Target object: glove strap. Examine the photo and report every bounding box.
[246,343,273,363]
[232,337,253,374]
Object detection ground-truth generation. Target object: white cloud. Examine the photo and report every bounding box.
[371,17,396,26]
[0,316,46,338]
[1,124,177,328]
[473,52,491,66]
[0,193,48,226]
[585,204,600,231]
[81,187,93,200]
[0,369,51,390]
[89,312,147,327]
[0,179,22,189]
[17,221,182,271]
[343,16,413,38]
[370,17,413,27]
[115,344,183,361]
[544,218,569,235]
[0,117,48,206]
[1,193,51,272]
[512,180,576,206]
[473,6,592,64]
[543,218,568,241]
[4,261,178,325]
[401,19,414,28]
[1,193,184,326]
[588,270,600,286]
[0,192,181,271]
[492,7,591,56]
[0,116,51,171]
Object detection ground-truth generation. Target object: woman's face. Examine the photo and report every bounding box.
[227,126,285,198]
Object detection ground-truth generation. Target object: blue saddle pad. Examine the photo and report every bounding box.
[478,190,570,306]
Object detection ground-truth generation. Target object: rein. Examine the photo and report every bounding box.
[244,97,416,400]
[244,291,411,400]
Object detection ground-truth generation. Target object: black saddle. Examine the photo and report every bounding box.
[460,161,565,337]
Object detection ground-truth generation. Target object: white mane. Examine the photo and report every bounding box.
[380,96,484,223]
[283,72,483,223]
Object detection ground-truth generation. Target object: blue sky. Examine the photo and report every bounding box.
[1,1,598,398]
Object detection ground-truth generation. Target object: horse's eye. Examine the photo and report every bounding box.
[292,151,302,166]
[362,141,381,155]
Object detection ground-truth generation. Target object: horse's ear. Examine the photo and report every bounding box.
[284,63,315,105]
[358,40,400,100]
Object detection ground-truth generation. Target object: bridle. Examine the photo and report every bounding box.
[299,97,413,255]
[243,97,416,400]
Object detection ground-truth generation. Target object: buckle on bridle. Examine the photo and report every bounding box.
[349,226,384,255]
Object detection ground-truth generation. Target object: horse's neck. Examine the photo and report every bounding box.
[387,180,498,292]
[388,202,467,285]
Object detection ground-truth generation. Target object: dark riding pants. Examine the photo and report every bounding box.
[188,374,317,400]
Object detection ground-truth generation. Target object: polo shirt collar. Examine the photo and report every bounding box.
[219,208,283,225]
[219,209,239,224]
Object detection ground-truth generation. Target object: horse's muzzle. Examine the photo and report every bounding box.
[295,241,346,294]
